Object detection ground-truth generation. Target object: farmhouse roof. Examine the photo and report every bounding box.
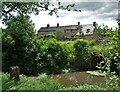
[38,24,94,35]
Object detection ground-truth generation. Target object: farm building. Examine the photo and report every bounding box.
[37,22,97,40]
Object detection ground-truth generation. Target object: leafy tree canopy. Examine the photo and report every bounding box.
[55,28,64,39]
[2,14,38,75]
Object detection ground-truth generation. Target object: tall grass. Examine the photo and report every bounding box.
[61,84,105,91]
[0,72,2,92]
[2,73,63,90]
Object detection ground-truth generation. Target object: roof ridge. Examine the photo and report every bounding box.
[38,24,94,32]
[40,24,93,28]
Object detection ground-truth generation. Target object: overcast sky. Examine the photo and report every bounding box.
[0,1,119,31]
[31,1,119,31]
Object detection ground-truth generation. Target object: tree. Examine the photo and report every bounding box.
[93,24,110,44]
[2,15,38,75]
[55,29,64,40]
[1,1,81,75]
[76,25,84,38]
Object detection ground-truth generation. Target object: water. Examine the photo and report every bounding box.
[49,71,106,87]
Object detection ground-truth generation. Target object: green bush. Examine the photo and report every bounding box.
[36,39,70,74]
[89,50,103,70]
[97,45,119,75]
[88,40,96,46]
[44,34,56,39]
[71,39,90,71]
[105,72,119,90]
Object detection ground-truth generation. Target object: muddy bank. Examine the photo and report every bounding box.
[49,71,106,87]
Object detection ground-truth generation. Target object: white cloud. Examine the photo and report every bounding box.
[1,1,118,31]
[30,9,118,32]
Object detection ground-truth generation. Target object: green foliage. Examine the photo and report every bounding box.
[68,39,101,71]
[0,74,1,92]
[77,25,84,37]
[2,73,62,90]
[2,2,81,24]
[88,40,96,46]
[94,26,120,89]
[55,29,64,40]
[62,84,105,91]
[2,15,38,75]
[2,31,15,72]
[105,28,118,50]
[95,25,108,38]
[44,34,56,39]
[105,72,119,90]
[1,1,82,76]
[71,39,90,70]
[36,39,70,74]
[2,16,119,77]
[96,45,119,75]
[73,39,88,50]
[106,28,118,41]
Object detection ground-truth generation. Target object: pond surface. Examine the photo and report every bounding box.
[49,71,106,87]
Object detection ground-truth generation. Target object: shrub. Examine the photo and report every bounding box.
[105,72,119,90]
[88,40,96,46]
[89,50,103,70]
[36,39,70,74]
[2,73,63,90]
[44,34,56,39]
[71,39,90,71]
[97,46,119,75]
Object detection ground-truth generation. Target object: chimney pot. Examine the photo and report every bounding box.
[78,22,80,25]
[93,22,96,26]
[47,24,50,28]
[57,23,59,27]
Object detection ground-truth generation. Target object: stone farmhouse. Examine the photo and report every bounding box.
[37,22,97,40]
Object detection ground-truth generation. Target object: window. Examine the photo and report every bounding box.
[62,35,65,38]
[71,35,74,38]
[65,30,67,32]
[86,28,90,33]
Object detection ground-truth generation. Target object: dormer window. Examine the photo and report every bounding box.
[86,28,90,33]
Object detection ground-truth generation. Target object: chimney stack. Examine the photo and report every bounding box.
[93,22,96,26]
[78,22,80,25]
[47,24,50,28]
[57,23,59,27]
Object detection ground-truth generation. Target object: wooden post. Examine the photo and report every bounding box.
[10,66,20,81]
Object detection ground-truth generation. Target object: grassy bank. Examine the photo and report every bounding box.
[1,73,119,91]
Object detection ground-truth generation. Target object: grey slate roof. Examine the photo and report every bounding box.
[38,24,94,35]
[38,25,77,32]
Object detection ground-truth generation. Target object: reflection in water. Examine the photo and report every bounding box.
[49,71,106,87]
